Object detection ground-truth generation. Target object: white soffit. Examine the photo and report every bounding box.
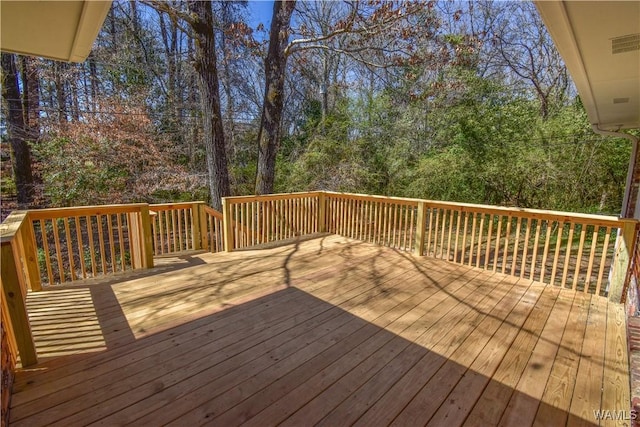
[535,1,640,130]
[0,1,112,63]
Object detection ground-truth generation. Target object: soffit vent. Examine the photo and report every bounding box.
[614,97,630,104]
[612,33,640,54]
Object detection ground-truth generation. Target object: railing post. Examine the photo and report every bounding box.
[139,205,154,269]
[318,192,326,233]
[129,205,154,269]
[1,242,37,367]
[128,212,142,269]
[198,203,209,251]
[414,201,427,256]
[19,215,42,291]
[222,198,234,252]
[191,202,203,250]
[610,219,637,302]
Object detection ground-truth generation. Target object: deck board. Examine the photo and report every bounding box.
[9,235,630,426]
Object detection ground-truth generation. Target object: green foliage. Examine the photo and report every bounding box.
[31,136,129,206]
[276,70,631,215]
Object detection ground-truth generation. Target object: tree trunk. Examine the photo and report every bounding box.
[220,2,237,166]
[54,62,68,123]
[254,0,296,195]
[19,57,40,140]
[1,53,34,207]
[187,0,230,210]
[88,55,99,110]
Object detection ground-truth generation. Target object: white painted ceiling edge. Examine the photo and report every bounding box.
[0,1,112,63]
[535,1,640,131]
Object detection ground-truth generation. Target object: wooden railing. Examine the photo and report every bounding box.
[150,202,204,255]
[219,191,635,299]
[28,204,154,286]
[324,192,418,252]
[0,202,217,367]
[222,192,323,251]
[1,191,638,368]
[418,202,625,295]
[320,192,635,299]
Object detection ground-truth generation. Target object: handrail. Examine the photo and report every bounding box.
[322,191,621,226]
[203,205,223,220]
[222,191,324,204]
[27,203,150,220]
[202,206,224,252]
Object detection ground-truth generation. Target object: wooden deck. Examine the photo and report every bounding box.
[9,235,630,426]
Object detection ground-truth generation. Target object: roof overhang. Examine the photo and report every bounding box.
[535,1,640,131]
[0,1,112,63]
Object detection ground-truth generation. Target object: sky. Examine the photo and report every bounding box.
[247,1,274,30]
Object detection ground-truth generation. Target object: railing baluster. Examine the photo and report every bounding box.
[96,214,107,274]
[484,215,494,270]
[375,201,382,245]
[453,211,462,263]
[520,218,531,279]
[156,211,164,255]
[469,213,477,267]
[52,218,65,283]
[63,217,76,280]
[86,215,97,277]
[39,219,54,285]
[408,206,415,252]
[501,216,512,274]
[74,216,87,279]
[461,211,469,265]
[358,200,364,242]
[529,220,541,281]
[585,227,598,292]
[573,224,587,290]
[561,223,576,288]
[107,214,116,273]
[511,217,522,276]
[540,221,553,283]
[117,214,126,271]
[476,214,485,268]
[170,209,177,253]
[177,209,184,251]
[550,223,565,285]
[493,216,503,272]
[431,208,438,257]
[166,210,172,253]
[446,210,454,261]
[596,227,612,296]
[438,209,446,259]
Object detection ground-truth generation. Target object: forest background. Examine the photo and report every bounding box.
[1,0,635,217]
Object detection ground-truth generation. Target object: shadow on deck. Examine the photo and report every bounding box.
[10,235,630,426]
